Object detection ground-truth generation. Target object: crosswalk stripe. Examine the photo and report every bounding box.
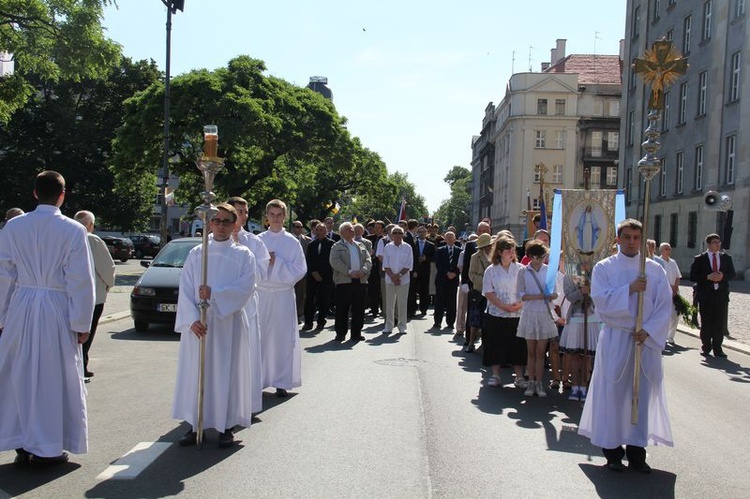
[96,442,171,481]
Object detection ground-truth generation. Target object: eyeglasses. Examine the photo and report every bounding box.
[210,218,235,226]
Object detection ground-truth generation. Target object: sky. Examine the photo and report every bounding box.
[102,1,626,213]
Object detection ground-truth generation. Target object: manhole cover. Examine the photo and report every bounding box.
[374,357,426,367]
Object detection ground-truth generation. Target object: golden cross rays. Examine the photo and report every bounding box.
[632,39,688,110]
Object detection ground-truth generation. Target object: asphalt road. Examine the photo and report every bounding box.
[1,260,749,498]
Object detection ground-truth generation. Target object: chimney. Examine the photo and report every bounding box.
[552,38,567,64]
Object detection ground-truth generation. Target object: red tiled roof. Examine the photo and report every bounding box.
[544,54,622,84]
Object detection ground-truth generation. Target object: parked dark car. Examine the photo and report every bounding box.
[128,234,161,259]
[130,237,201,332]
[102,236,134,263]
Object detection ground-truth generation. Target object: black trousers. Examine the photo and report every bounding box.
[433,284,458,327]
[304,277,333,326]
[367,269,381,314]
[83,303,105,372]
[698,298,728,354]
[334,281,367,338]
[416,266,431,314]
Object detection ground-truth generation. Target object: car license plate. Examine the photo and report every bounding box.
[158,303,177,312]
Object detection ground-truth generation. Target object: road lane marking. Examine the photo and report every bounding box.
[96,442,171,480]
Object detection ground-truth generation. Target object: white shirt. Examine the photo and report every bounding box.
[383,241,414,285]
[482,262,523,318]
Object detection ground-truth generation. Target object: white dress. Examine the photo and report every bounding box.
[0,205,95,456]
[236,229,270,413]
[172,239,256,431]
[257,229,307,390]
[579,252,674,449]
[515,264,558,340]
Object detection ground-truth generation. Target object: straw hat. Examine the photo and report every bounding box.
[475,233,495,249]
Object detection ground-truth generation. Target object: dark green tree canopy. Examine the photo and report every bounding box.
[0,0,120,123]
[111,55,396,229]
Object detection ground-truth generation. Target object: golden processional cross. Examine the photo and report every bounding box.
[632,38,688,109]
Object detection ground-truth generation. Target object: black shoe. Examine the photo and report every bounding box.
[606,460,625,472]
[84,377,91,384]
[700,348,711,357]
[301,323,313,331]
[179,430,197,447]
[315,322,326,331]
[351,335,365,342]
[628,461,652,474]
[334,335,345,342]
[715,351,728,358]
[84,370,94,378]
[218,429,235,448]
[276,388,288,398]
[465,345,475,353]
[31,452,69,467]
[14,448,31,467]
[432,323,441,330]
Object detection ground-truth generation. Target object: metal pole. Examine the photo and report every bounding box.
[160,5,172,244]
[632,109,662,424]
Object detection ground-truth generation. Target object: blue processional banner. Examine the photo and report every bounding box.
[546,189,626,292]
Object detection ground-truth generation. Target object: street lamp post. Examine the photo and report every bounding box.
[160,0,184,243]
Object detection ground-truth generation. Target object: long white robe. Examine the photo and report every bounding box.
[235,228,270,412]
[172,239,256,431]
[579,252,674,449]
[257,229,307,390]
[0,205,95,456]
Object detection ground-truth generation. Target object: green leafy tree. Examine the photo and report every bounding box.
[0,0,120,123]
[111,55,391,228]
[340,171,427,224]
[433,166,471,230]
[0,57,161,226]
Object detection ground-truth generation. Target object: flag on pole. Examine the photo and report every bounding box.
[396,197,407,221]
[538,195,547,230]
[332,202,340,214]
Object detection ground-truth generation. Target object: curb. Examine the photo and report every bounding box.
[676,324,750,356]
[99,310,131,326]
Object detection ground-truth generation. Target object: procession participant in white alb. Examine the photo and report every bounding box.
[579,219,673,473]
[257,199,307,397]
[227,196,269,413]
[0,170,95,467]
[173,203,257,448]
[654,242,681,345]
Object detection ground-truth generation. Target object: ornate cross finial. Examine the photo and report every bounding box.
[534,162,548,187]
[632,38,688,109]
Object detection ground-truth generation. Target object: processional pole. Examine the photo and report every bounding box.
[630,39,688,424]
[195,125,224,448]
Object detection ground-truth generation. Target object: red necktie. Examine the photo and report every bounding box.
[712,253,718,273]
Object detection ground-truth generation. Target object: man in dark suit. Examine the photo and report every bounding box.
[413,225,436,316]
[689,233,736,358]
[433,231,461,329]
[324,217,341,242]
[366,221,385,316]
[303,223,335,331]
[404,219,420,316]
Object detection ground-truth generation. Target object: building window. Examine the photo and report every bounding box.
[594,101,604,116]
[633,6,641,38]
[555,99,565,115]
[535,130,546,148]
[688,211,698,248]
[654,215,662,245]
[609,101,620,116]
[627,111,635,145]
[660,157,668,196]
[532,198,540,210]
[726,135,736,184]
[678,82,687,124]
[697,71,707,116]
[590,166,601,187]
[730,52,741,102]
[591,131,603,157]
[662,91,670,131]
[666,29,674,41]
[669,213,678,248]
[683,15,692,54]
[702,1,712,41]
[653,0,661,20]
[695,145,704,190]
[555,130,565,149]
[606,166,618,187]
[736,0,746,18]
[607,131,620,152]
[552,164,563,183]
[676,152,684,193]
[537,99,548,115]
